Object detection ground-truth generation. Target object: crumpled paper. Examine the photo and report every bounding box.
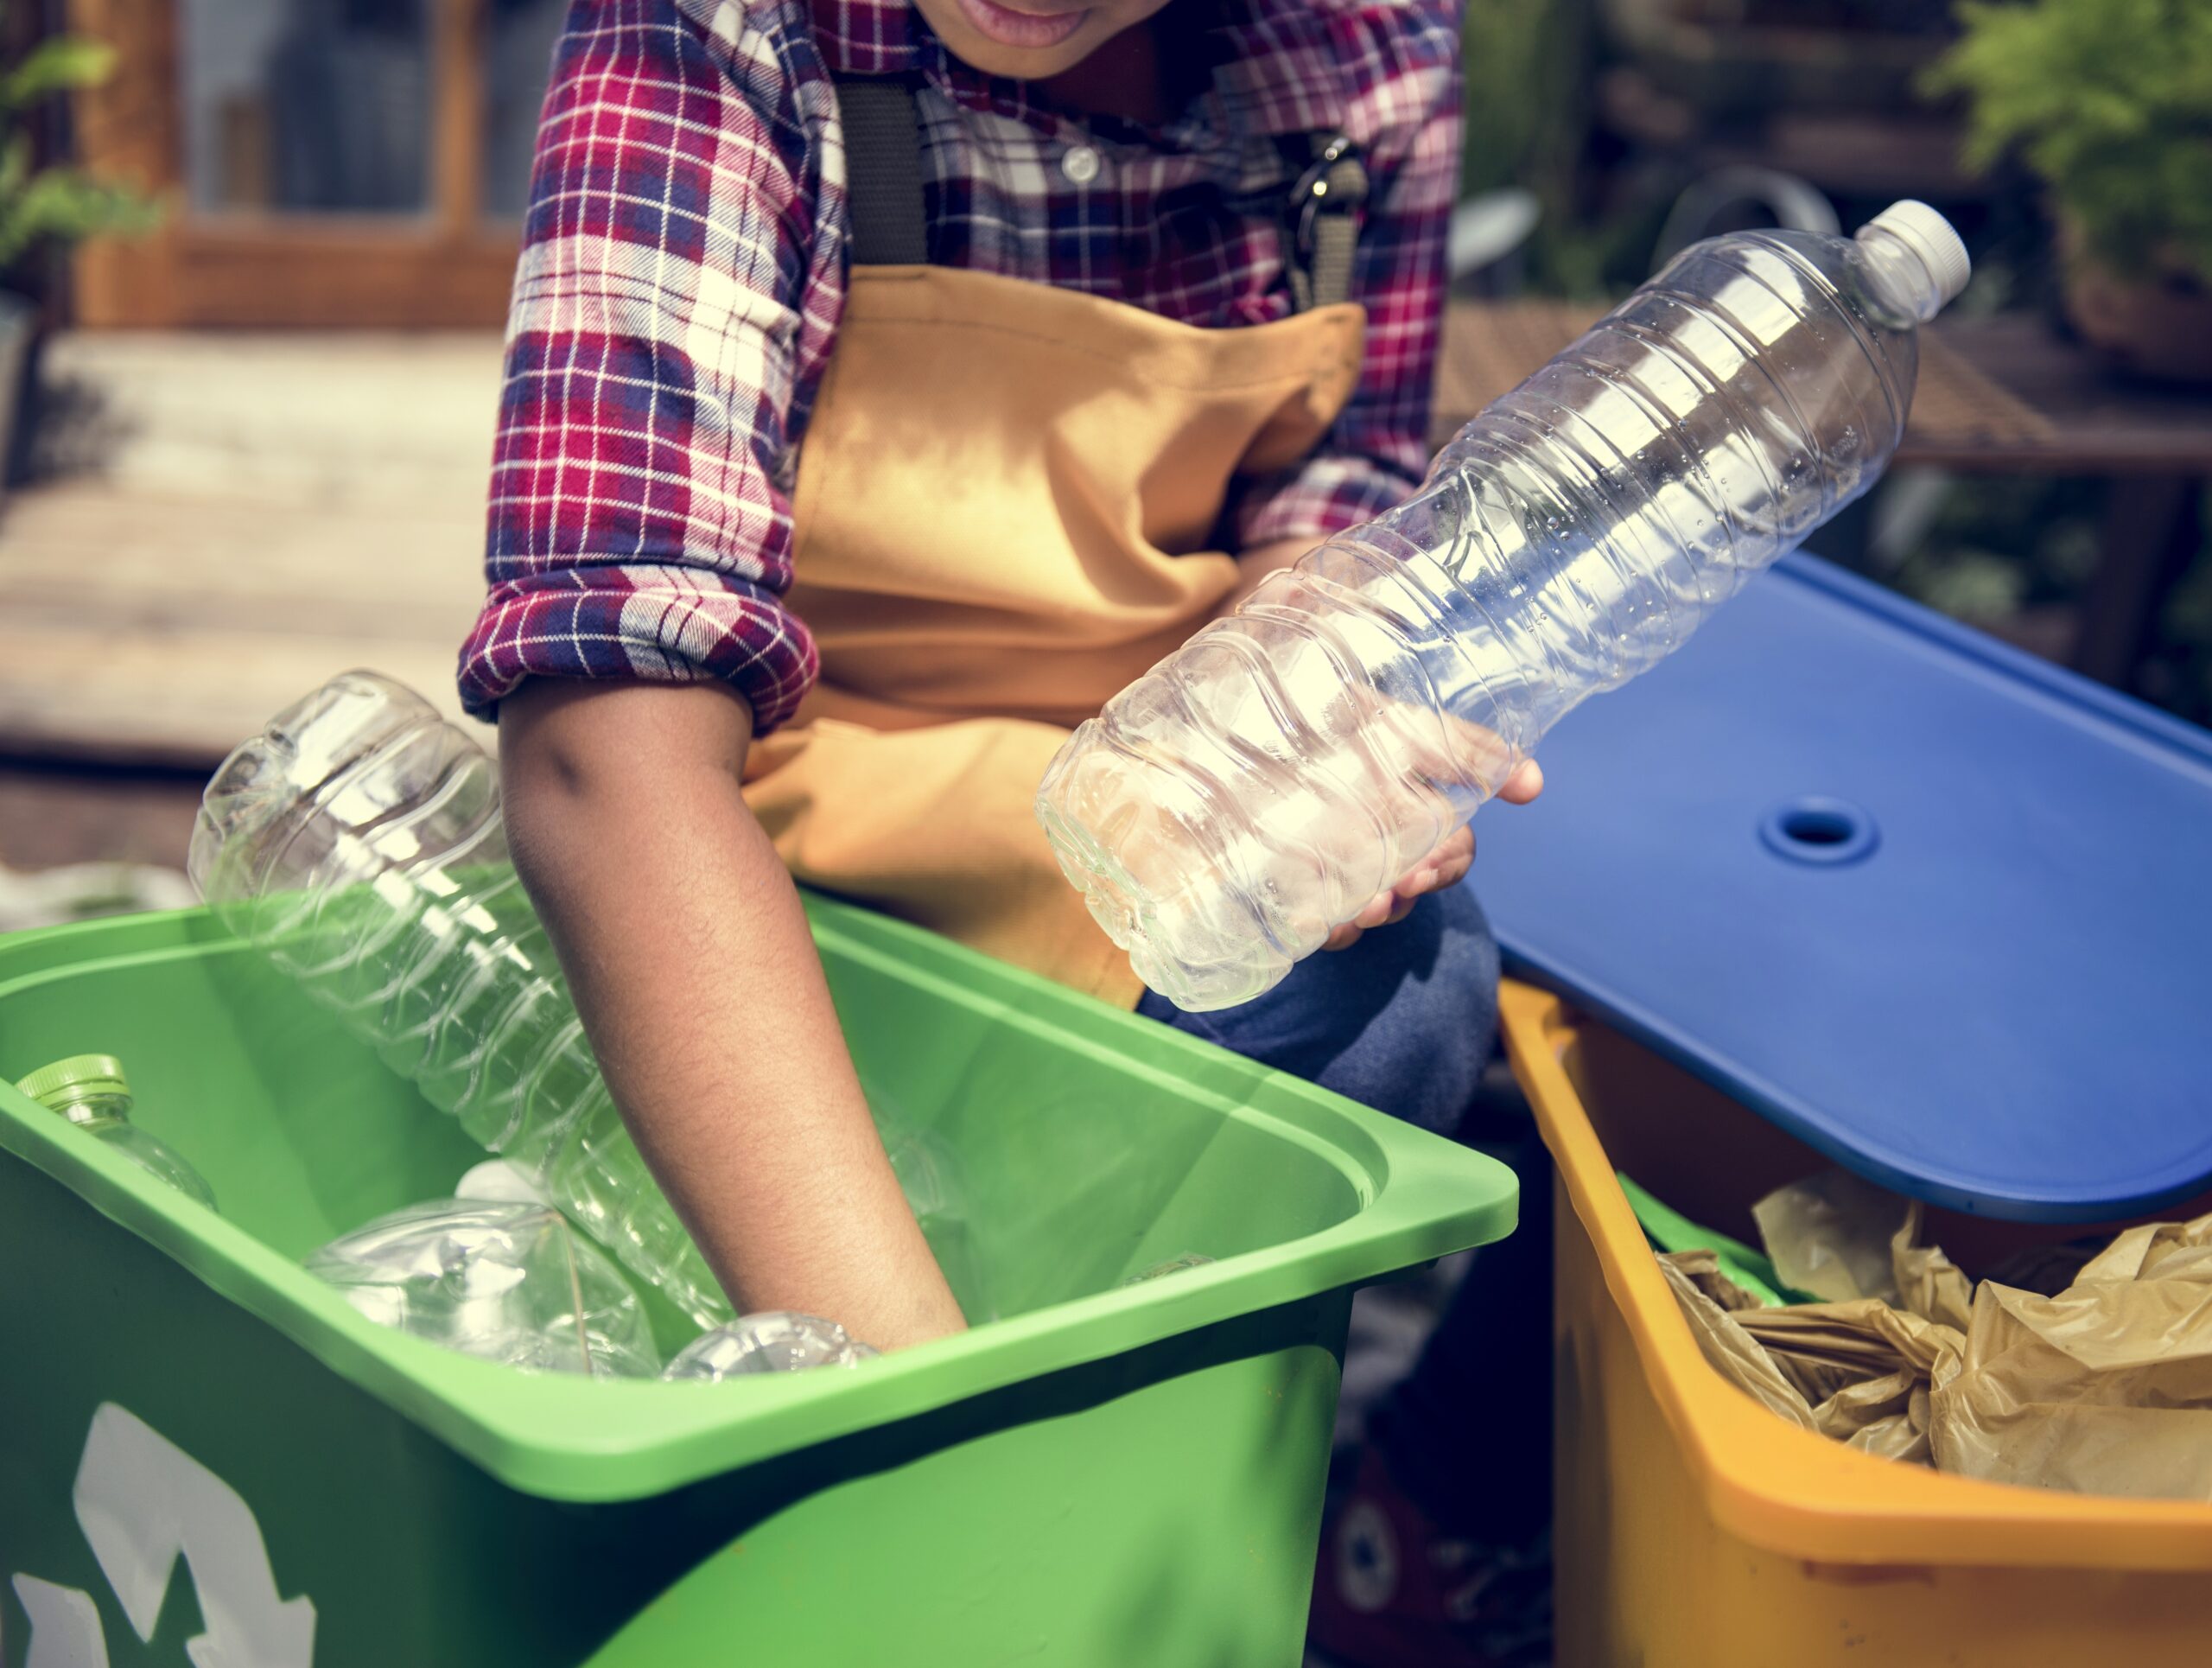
[1662,1210,1967,1465]
[1892,1202,1974,1334]
[1928,1216,2212,1498]
[1749,1168,1973,1327]
[1751,1168,1909,1303]
[1662,1177,2212,1499]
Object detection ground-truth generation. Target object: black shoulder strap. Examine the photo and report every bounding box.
[834,75,930,266]
[1289,133,1368,312]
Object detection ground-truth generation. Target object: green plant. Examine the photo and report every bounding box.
[1860,474,2101,627]
[1927,0,2212,283]
[0,16,157,284]
[1459,0,1643,299]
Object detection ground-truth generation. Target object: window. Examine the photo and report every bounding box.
[70,0,569,326]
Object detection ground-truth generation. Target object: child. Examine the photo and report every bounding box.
[467,0,1542,1655]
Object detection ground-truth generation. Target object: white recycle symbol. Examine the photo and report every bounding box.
[9,1403,315,1668]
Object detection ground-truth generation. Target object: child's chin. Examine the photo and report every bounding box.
[941,33,1099,80]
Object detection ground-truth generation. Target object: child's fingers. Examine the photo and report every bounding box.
[1324,818,1500,952]
[1497,758,1545,805]
[1323,885,1396,952]
[1395,829,1475,898]
[1427,825,1477,883]
[1383,868,1452,915]
[1351,890,1397,931]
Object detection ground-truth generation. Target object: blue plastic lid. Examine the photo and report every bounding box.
[1475,554,2212,1223]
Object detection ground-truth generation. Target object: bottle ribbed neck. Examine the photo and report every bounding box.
[47,1090,133,1129]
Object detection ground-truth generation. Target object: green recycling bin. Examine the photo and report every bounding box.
[0,894,1515,1667]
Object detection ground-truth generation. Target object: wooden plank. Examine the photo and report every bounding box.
[0,763,204,873]
[0,621,483,770]
[37,330,505,502]
[65,0,186,329]
[435,0,490,235]
[0,481,490,767]
[0,488,486,634]
[1917,318,2212,476]
[87,228,521,330]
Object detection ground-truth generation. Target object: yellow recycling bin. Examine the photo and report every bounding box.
[1498,980,2212,1668]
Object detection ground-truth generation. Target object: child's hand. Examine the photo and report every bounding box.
[1323,759,1545,952]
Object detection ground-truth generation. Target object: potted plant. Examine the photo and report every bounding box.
[1929,0,2212,384]
[1,6,156,495]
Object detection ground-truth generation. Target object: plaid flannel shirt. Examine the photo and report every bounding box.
[461,0,1463,732]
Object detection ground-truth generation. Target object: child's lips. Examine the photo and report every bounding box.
[954,0,1089,49]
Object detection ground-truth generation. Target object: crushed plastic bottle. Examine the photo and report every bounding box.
[881,1113,991,1321]
[15,1054,218,1210]
[306,1200,661,1378]
[189,673,957,1331]
[661,1312,879,1380]
[1039,203,1972,1010]
[189,672,734,1327]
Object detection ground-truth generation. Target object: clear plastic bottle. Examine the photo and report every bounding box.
[188,672,734,1327]
[1038,202,1971,1011]
[880,1105,992,1321]
[661,1311,878,1380]
[306,1199,662,1378]
[16,1054,218,1210]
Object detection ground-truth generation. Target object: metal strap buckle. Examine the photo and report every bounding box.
[1292,133,1363,261]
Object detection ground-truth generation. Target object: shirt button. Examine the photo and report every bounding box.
[1060,144,1102,186]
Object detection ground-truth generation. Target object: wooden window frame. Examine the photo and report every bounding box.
[67,0,522,327]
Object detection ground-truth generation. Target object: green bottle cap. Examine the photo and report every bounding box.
[14,1054,131,1110]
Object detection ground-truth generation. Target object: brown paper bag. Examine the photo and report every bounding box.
[1659,1251,1964,1461]
[1892,1201,1974,1334]
[1664,1187,2212,1494]
[1658,1254,1822,1436]
[1751,1170,1906,1302]
[1928,1213,2212,1499]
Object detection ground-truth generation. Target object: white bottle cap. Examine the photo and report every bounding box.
[1868,201,1971,311]
[454,1159,550,1205]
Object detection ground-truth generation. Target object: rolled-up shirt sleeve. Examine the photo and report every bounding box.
[1231,3,1460,551]
[460,0,837,734]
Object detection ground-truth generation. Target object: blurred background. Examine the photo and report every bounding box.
[0,0,2207,926]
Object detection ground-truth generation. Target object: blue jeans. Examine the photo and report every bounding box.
[1135,883,1502,1137]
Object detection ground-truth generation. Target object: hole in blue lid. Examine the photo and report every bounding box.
[1759,797,1878,867]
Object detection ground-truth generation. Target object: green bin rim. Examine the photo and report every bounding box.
[0,897,1516,1504]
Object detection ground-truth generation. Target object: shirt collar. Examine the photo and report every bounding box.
[808,0,925,78]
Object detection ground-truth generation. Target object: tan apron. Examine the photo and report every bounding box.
[743,74,1365,1008]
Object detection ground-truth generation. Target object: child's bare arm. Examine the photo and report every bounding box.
[498,677,965,1351]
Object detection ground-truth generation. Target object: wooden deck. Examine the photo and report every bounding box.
[0,331,501,769]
